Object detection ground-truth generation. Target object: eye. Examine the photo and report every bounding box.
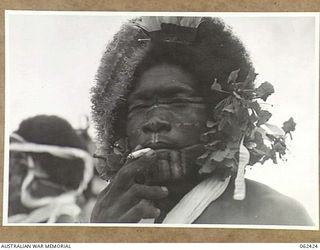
[128,103,149,113]
[169,97,183,103]
[166,97,204,103]
[170,97,203,105]
[169,98,189,107]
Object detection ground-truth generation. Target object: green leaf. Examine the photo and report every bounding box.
[260,155,270,164]
[200,129,217,142]
[113,147,123,155]
[254,127,270,142]
[244,70,258,85]
[222,104,234,113]
[223,158,237,170]
[253,148,267,155]
[199,157,217,174]
[245,142,257,149]
[257,110,272,126]
[274,142,286,155]
[206,120,218,128]
[249,112,258,123]
[209,148,231,162]
[261,123,285,136]
[196,151,210,165]
[255,82,275,101]
[232,98,241,113]
[270,149,278,164]
[215,96,231,111]
[249,101,261,112]
[206,140,221,147]
[211,79,230,94]
[218,117,230,131]
[227,141,240,150]
[266,133,276,141]
[228,69,240,84]
[211,79,222,91]
[233,91,243,100]
[207,69,294,172]
[225,148,238,159]
[282,117,296,134]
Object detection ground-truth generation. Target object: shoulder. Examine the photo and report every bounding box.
[245,179,314,225]
[195,178,314,226]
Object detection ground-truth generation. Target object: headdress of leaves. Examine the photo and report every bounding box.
[197,69,296,200]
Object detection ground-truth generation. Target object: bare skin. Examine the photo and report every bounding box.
[195,178,314,226]
[91,149,169,222]
[91,63,314,225]
[91,63,208,223]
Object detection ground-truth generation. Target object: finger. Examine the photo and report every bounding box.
[115,149,157,186]
[125,184,168,201]
[119,199,161,223]
[94,182,112,202]
[90,193,113,223]
[134,145,143,151]
[112,184,168,212]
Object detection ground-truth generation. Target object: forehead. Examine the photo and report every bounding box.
[129,64,199,101]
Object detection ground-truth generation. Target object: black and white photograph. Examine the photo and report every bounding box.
[3,11,319,229]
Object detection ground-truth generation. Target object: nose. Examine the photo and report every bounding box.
[142,116,171,133]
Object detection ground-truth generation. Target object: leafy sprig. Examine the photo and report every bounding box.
[197,69,296,178]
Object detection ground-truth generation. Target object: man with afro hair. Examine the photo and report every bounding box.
[90,16,313,225]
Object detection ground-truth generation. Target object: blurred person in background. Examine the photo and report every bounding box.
[8,115,94,223]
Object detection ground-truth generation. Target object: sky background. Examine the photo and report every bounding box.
[5,12,319,226]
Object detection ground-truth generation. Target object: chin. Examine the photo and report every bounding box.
[133,146,204,186]
[147,156,200,187]
[154,145,203,178]
[146,148,187,183]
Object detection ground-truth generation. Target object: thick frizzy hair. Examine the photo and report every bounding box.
[91,17,254,162]
[17,115,87,150]
[16,115,87,189]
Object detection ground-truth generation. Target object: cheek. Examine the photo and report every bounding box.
[173,111,208,145]
[125,106,209,148]
[126,116,143,147]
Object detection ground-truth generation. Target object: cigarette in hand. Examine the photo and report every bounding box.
[127,148,152,160]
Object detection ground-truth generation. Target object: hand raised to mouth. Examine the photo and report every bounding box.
[91,148,169,223]
[131,144,206,185]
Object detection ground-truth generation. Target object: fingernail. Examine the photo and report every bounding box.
[161,186,168,193]
[134,145,143,151]
[156,208,161,217]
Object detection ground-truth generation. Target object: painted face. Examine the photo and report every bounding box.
[126,63,209,184]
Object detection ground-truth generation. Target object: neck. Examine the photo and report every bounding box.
[154,175,204,223]
[150,144,207,222]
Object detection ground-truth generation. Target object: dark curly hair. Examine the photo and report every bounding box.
[91,16,254,178]
[16,115,87,190]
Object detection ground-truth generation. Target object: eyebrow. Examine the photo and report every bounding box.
[161,83,195,95]
[133,81,196,99]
